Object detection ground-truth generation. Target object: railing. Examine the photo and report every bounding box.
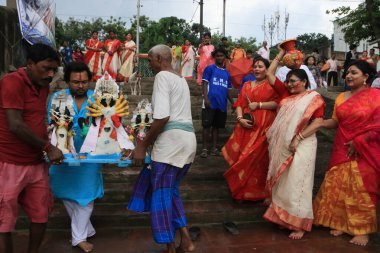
[137,54,199,78]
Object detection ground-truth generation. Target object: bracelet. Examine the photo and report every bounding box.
[298,132,306,140]
[237,116,243,122]
[43,142,52,152]
[259,102,262,109]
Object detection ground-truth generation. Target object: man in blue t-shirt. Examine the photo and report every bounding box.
[201,47,234,158]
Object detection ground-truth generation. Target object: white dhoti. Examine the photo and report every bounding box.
[63,200,96,246]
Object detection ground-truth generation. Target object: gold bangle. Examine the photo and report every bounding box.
[259,102,262,109]
[299,132,306,140]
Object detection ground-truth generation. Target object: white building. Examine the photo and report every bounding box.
[333,19,379,70]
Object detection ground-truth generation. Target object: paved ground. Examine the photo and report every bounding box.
[12,222,380,253]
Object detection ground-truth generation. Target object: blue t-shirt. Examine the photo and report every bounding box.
[239,74,255,92]
[202,64,232,111]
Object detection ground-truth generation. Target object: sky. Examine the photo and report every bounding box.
[1,0,362,45]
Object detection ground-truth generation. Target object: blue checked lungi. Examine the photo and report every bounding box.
[128,161,191,244]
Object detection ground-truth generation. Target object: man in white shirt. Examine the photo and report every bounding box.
[257,41,270,60]
[326,54,339,86]
[276,64,317,90]
[129,45,196,253]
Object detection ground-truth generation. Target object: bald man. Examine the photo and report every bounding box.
[257,41,270,60]
[128,45,196,253]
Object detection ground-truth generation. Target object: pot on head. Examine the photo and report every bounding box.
[279,38,303,69]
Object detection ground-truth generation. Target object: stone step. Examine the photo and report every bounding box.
[16,199,266,230]
[102,156,229,184]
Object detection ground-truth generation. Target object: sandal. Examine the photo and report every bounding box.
[223,221,239,235]
[200,149,208,158]
[210,148,220,156]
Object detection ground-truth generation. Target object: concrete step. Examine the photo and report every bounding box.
[16,199,266,230]
[102,156,229,184]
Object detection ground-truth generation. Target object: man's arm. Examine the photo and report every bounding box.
[5,109,63,162]
[202,80,211,108]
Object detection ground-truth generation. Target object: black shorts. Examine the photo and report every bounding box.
[202,108,227,129]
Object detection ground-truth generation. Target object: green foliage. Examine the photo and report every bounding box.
[211,32,258,52]
[55,16,128,48]
[296,33,330,54]
[55,16,259,53]
[327,1,380,46]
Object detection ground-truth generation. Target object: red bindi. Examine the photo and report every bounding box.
[79,72,82,81]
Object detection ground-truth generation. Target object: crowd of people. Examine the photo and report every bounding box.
[59,30,137,85]
[0,31,379,253]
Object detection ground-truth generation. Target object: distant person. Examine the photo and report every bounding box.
[219,37,231,59]
[369,48,379,70]
[72,46,85,63]
[60,40,73,67]
[276,64,317,90]
[0,43,64,253]
[230,42,246,62]
[305,55,323,88]
[197,32,214,85]
[257,41,270,60]
[246,49,253,60]
[84,31,103,80]
[342,44,357,79]
[326,54,339,86]
[181,39,196,80]
[200,48,234,158]
[102,30,121,80]
[119,33,137,84]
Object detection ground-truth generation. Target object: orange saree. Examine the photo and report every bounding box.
[222,80,279,201]
[314,88,380,235]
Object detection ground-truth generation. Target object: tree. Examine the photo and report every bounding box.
[327,0,380,49]
[296,33,330,54]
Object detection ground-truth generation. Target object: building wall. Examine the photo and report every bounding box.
[332,20,375,54]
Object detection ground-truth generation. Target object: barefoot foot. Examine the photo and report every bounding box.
[177,240,195,252]
[289,230,305,240]
[77,241,94,252]
[350,235,369,246]
[330,230,344,237]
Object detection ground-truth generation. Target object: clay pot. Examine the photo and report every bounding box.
[279,38,303,69]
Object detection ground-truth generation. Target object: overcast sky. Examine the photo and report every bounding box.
[1,0,362,45]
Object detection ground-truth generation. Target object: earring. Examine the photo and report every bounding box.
[364,79,367,85]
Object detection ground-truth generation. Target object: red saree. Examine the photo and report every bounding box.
[222,80,279,201]
[84,39,103,80]
[329,88,380,204]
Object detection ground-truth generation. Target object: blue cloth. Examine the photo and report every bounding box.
[202,64,232,111]
[240,74,255,92]
[48,89,104,206]
[163,121,194,133]
[128,161,190,244]
[60,47,73,66]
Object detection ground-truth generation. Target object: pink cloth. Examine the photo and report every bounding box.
[0,162,52,232]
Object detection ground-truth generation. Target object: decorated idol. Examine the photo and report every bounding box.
[80,72,135,155]
[129,99,153,141]
[49,106,74,154]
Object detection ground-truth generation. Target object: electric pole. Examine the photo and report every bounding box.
[200,0,204,39]
[222,0,226,36]
[136,0,141,71]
